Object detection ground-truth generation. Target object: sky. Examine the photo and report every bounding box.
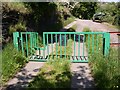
[98,0,120,2]
[1,0,120,2]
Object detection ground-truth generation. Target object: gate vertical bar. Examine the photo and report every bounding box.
[13,32,19,51]
[56,34,58,58]
[43,33,45,59]
[69,34,71,40]
[96,34,98,53]
[103,33,110,56]
[74,34,75,59]
[78,34,80,59]
[21,33,24,55]
[47,34,49,59]
[36,33,38,47]
[83,35,85,59]
[30,33,32,54]
[34,33,36,47]
[88,34,90,54]
[65,34,66,59]
[60,34,62,58]
[26,33,28,56]
[51,34,53,59]
[92,34,94,54]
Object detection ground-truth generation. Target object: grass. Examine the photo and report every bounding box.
[67,24,77,32]
[63,16,75,26]
[28,39,73,88]
[83,27,120,89]
[1,43,27,85]
[89,48,120,89]
[102,22,119,30]
[83,27,91,32]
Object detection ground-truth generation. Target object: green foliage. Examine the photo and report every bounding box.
[25,2,57,23]
[97,2,120,26]
[37,36,43,47]
[3,2,31,14]
[63,16,75,26]
[89,49,120,89]
[9,22,26,35]
[2,43,27,85]
[72,2,98,19]
[83,27,91,32]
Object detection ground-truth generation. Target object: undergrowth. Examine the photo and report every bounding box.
[83,27,120,89]
[1,43,27,85]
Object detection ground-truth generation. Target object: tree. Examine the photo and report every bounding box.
[71,2,98,19]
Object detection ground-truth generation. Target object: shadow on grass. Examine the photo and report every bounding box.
[27,71,71,89]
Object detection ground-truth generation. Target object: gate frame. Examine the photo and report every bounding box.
[13,32,110,62]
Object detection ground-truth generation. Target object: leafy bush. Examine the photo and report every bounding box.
[9,22,26,35]
[2,43,27,85]
[3,2,31,14]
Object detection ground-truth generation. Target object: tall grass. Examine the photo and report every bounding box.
[89,49,120,89]
[83,27,120,89]
[1,43,27,85]
[28,39,73,88]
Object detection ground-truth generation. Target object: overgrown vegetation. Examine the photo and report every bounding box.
[89,49,120,89]
[1,43,27,85]
[83,27,120,89]
[28,39,73,88]
[9,21,26,35]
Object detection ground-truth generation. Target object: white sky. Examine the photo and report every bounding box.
[1,0,120,2]
[98,0,120,2]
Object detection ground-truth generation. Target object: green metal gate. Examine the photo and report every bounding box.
[13,32,110,63]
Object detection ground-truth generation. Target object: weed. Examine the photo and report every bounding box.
[1,43,27,85]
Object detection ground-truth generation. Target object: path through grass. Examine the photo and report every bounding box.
[28,39,73,88]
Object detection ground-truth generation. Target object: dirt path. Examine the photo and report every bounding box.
[71,63,94,89]
[76,19,119,43]
[70,42,94,89]
[5,62,44,89]
[71,19,95,89]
